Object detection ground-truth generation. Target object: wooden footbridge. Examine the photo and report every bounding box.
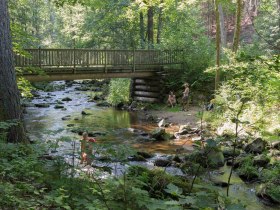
[15,48,184,82]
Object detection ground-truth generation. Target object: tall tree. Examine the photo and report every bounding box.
[147,6,154,48]
[140,11,145,49]
[0,0,27,143]
[232,0,243,53]
[157,0,164,44]
[218,3,226,47]
[215,0,221,90]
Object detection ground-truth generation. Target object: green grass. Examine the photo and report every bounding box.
[145,103,182,112]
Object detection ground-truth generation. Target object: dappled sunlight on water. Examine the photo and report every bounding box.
[24,81,183,154]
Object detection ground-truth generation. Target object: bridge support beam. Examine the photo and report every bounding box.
[22,72,156,82]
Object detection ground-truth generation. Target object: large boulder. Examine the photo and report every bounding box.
[222,147,241,158]
[154,159,172,167]
[81,110,91,115]
[61,97,72,102]
[35,103,50,108]
[244,138,267,154]
[207,150,225,168]
[61,115,71,120]
[150,128,169,141]
[178,124,192,135]
[253,154,270,167]
[75,86,90,91]
[129,101,137,109]
[54,105,64,109]
[271,141,280,150]
[158,119,169,128]
[257,183,280,204]
[128,155,147,162]
[96,101,111,107]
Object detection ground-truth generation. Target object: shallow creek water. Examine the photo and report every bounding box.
[24,81,278,210]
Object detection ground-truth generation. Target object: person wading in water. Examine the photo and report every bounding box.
[80,132,96,165]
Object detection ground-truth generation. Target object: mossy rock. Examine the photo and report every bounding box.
[253,154,270,167]
[128,155,147,162]
[61,97,72,102]
[96,101,111,107]
[180,161,205,175]
[222,147,241,158]
[81,111,91,115]
[244,138,267,154]
[236,155,259,182]
[35,103,50,108]
[257,183,280,204]
[185,149,224,169]
[150,128,166,141]
[207,150,225,168]
[54,105,64,109]
[154,159,172,167]
[137,151,153,158]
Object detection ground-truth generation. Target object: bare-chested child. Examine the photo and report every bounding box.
[80,132,96,165]
[167,91,176,107]
[182,83,190,111]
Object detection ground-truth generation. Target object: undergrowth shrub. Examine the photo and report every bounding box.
[206,55,280,138]
[107,78,131,106]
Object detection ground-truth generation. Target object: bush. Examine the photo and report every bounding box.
[107,78,131,106]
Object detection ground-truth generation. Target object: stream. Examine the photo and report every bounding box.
[24,81,278,210]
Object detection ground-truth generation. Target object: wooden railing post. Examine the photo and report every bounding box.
[104,49,107,73]
[38,47,41,68]
[73,47,76,74]
[87,50,90,68]
[133,48,135,72]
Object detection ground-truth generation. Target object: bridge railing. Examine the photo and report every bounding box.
[15,49,183,72]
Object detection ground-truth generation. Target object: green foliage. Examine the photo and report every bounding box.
[252,0,280,54]
[260,162,280,183]
[236,155,259,181]
[107,78,131,106]
[207,55,280,136]
[159,4,215,92]
[0,120,20,142]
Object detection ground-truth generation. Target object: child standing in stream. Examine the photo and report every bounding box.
[80,132,96,165]
[182,82,190,111]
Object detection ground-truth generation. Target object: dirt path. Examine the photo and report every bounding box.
[143,106,201,127]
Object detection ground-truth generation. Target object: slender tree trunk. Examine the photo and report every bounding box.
[215,0,221,90]
[157,0,163,44]
[147,6,154,49]
[232,0,243,53]
[218,4,227,47]
[140,11,145,49]
[0,0,27,143]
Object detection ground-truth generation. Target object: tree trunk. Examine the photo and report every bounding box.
[0,0,27,143]
[232,0,243,53]
[218,4,227,47]
[140,11,145,49]
[157,0,163,44]
[147,6,154,49]
[215,0,221,90]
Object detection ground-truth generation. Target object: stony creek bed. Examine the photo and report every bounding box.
[23,80,279,210]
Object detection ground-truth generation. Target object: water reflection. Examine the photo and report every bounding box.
[24,82,181,153]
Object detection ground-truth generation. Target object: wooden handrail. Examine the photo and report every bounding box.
[14,49,184,73]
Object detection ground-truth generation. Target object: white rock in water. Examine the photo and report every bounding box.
[192,136,202,141]
[158,119,165,127]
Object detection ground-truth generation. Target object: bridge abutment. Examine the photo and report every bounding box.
[131,74,164,103]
